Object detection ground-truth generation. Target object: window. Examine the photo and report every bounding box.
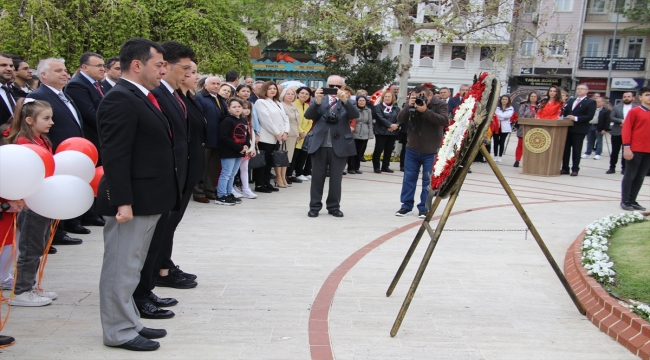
[524,0,538,13]
[408,3,418,17]
[607,37,622,58]
[420,45,435,58]
[451,46,467,60]
[555,0,573,11]
[521,36,534,56]
[549,34,567,56]
[399,44,415,58]
[480,47,495,60]
[590,0,607,12]
[584,36,602,57]
[485,0,499,15]
[627,37,644,58]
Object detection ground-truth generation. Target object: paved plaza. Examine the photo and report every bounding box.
[2,137,649,359]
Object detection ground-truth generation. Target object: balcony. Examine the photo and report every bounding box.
[585,0,642,22]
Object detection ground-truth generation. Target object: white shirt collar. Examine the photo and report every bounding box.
[121,78,149,96]
[80,71,97,85]
[105,78,116,87]
[161,79,175,94]
[44,84,63,95]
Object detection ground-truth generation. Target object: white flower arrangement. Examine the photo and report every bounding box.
[432,96,476,177]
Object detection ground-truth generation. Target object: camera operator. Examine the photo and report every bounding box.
[304,75,359,218]
[395,85,448,218]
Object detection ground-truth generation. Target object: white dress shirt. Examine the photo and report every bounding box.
[45,84,81,125]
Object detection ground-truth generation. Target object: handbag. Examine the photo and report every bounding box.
[248,145,266,169]
[301,131,313,151]
[272,141,291,167]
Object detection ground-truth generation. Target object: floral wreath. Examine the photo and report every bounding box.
[430,72,489,191]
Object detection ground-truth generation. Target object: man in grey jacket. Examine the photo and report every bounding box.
[608,92,637,174]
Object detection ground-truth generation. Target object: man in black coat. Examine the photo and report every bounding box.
[304,75,359,218]
[0,53,16,124]
[447,84,470,115]
[132,41,197,320]
[97,37,177,352]
[561,84,597,176]
[102,57,121,90]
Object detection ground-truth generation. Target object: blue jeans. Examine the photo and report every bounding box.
[585,125,602,156]
[400,148,436,212]
[217,157,243,197]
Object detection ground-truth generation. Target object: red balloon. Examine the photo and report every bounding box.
[56,137,98,165]
[90,166,104,197]
[21,144,55,178]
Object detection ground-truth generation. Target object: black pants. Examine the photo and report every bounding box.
[158,188,193,272]
[621,152,650,204]
[292,148,310,176]
[310,147,346,211]
[493,132,509,157]
[372,134,397,170]
[347,139,367,171]
[474,144,491,162]
[254,141,277,187]
[562,132,587,172]
[610,135,626,171]
[398,133,407,169]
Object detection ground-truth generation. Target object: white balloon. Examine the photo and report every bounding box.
[53,150,95,183]
[0,144,45,200]
[24,175,94,220]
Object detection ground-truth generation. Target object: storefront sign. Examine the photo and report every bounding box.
[579,57,647,71]
[515,77,562,87]
[611,78,644,89]
[580,78,607,90]
[294,64,325,70]
[533,67,572,75]
[253,63,286,69]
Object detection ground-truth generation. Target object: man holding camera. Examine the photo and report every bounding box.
[395,85,448,218]
[304,75,359,218]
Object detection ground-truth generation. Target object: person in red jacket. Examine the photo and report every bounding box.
[620,87,650,211]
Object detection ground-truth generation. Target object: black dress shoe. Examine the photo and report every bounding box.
[328,209,344,217]
[288,176,302,183]
[171,265,197,280]
[381,168,394,173]
[52,234,83,245]
[606,168,615,174]
[374,169,381,173]
[0,334,15,347]
[109,335,159,351]
[570,171,578,176]
[560,169,570,175]
[81,217,105,227]
[149,292,178,307]
[348,169,356,174]
[356,170,363,174]
[308,210,319,218]
[156,272,197,289]
[255,186,272,193]
[48,246,57,254]
[265,184,279,192]
[513,161,520,168]
[65,224,91,234]
[342,171,347,175]
[138,327,167,340]
[138,302,175,319]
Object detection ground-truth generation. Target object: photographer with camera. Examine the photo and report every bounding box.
[395,85,448,218]
[304,75,359,218]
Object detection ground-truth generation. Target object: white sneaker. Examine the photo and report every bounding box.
[2,275,14,290]
[35,288,58,300]
[306,175,312,180]
[594,155,601,160]
[581,153,590,159]
[231,187,243,198]
[241,189,258,199]
[495,156,502,163]
[11,290,52,307]
[297,175,309,181]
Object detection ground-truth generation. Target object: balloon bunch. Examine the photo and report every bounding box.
[0,138,103,220]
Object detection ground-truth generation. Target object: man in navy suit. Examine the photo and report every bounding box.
[0,53,16,124]
[447,84,470,115]
[28,58,88,242]
[102,57,121,90]
[561,84,597,176]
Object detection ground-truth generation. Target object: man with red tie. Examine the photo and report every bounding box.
[561,84,596,176]
[97,37,179,352]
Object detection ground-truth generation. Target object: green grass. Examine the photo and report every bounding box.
[609,221,650,304]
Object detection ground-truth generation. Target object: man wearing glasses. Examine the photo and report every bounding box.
[11,58,33,98]
[304,75,359,218]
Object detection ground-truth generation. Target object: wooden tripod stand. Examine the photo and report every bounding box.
[386,145,586,337]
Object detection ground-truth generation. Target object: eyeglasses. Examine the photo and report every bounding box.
[86,63,105,68]
[171,63,193,72]
[327,84,342,89]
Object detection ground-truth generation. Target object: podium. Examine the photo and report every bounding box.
[518,118,574,176]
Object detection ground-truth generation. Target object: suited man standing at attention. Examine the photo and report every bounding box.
[561,84,597,176]
[102,57,121,90]
[608,91,637,174]
[28,58,88,242]
[0,53,17,124]
[96,37,178,352]
[304,75,359,218]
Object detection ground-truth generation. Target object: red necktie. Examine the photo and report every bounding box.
[572,98,581,110]
[173,91,187,119]
[147,92,161,111]
[93,82,105,97]
[329,96,337,111]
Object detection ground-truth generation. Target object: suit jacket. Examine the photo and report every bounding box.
[304,95,359,157]
[562,97,597,134]
[101,79,114,91]
[178,90,207,192]
[64,73,107,158]
[10,83,30,99]
[96,78,178,216]
[193,88,227,149]
[448,96,462,113]
[152,84,188,194]
[610,103,638,136]
[27,85,83,151]
[0,85,15,124]
[596,107,611,133]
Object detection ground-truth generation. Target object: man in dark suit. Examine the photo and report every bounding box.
[561,84,597,176]
[28,58,88,242]
[102,57,121,90]
[304,75,359,218]
[608,92,637,174]
[447,84,470,115]
[97,37,177,352]
[132,41,197,320]
[0,53,16,124]
[10,58,33,98]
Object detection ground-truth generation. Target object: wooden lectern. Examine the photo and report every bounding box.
[517,118,574,176]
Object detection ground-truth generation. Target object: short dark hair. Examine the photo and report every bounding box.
[412,85,428,94]
[12,58,26,70]
[79,52,103,67]
[225,70,239,82]
[639,87,650,96]
[0,52,15,60]
[159,41,195,64]
[119,38,165,72]
[439,87,450,92]
[105,57,120,69]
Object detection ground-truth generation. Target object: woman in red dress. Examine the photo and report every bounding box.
[536,85,564,120]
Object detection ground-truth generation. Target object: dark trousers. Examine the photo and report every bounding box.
[493,132,508,156]
[372,134,397,170]
[562,132,587,172]
[310,147,347,211]
[291,148,307,176]
[398,133,407,169]
[202,148,221,197]
[254,142,277,187]
[475,144,491,162]
[15,209,52,295]
[348,139,368,171]
[621,152,650,204]
[610,135,625,171]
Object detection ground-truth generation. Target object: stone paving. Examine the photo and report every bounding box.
[1,137,648,359]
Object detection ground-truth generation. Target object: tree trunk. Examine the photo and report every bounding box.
[396,30,414,106]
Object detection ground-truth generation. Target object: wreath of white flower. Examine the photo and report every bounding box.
[432,96,476,177]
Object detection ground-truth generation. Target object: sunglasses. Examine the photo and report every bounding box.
[327,84,343,89]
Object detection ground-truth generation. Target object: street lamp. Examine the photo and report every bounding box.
[606,2,621,98]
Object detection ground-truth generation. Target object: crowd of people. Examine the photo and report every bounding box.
[0,38,648,351]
